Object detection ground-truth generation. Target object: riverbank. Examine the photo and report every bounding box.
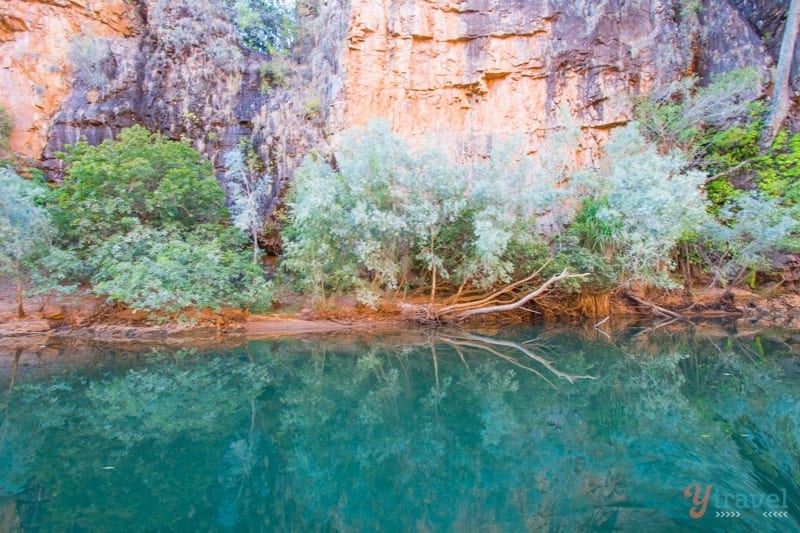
[3,285,800,346]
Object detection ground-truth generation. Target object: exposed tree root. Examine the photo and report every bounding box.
[623,292,685,320]
[402,268,589,323]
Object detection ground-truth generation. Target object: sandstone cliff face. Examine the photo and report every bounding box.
[339,0,775,158]
[0,0,139,160]
[0,0,793,187]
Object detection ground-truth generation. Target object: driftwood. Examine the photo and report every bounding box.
[403,268,589,324]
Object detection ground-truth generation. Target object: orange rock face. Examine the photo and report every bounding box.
[0,0,139,159]
[341,0,687,159]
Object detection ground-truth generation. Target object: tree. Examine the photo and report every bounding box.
[225,144,272,264]
[230,0,296,55]
[51,125,272,312]
[761,0,800,149]
[571,123,710,287]
[697,192,797,292]
[281,120,564,306]
[53,125,227,249]
[0,168,52,317]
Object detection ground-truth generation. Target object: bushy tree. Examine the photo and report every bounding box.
[51,125,271,312]
[53,125,227,248]
[570,124,709,287]
[89,225,272,312]
[697,192,798,288]
[0,168,52,317]
[281,121,560,303]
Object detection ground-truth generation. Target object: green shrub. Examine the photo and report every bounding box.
[571,124,710,287]
[89,225,272,312]
[697,193,798,287]
[53,125,227,248]
[281,121,558,302]
[230,0,296,55]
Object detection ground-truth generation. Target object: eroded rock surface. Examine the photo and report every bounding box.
[0,0,790,187]
[339,0,774,157]
[0,0,139,160]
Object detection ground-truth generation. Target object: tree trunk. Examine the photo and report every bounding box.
[252,226,259,264]
[761,0,800,149]
[16,278,25,318]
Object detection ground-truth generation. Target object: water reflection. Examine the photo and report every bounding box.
[0,325,798,531]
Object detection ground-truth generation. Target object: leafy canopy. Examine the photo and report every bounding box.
[230,0,296,55]
[50,125,271,312]
[0,168,52,283]
[53,125,227,248]
[281,120,560,302]
[89,224,272,312]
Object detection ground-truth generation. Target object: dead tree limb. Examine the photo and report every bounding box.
[624,292,684,319]
[761,0,800,148]
[434,259,553,317]
[434,269,589,322]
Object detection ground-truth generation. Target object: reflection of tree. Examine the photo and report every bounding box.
[0,328,798,531]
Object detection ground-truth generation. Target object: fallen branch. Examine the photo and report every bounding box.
[624,292,684,319]
[435,269,589,322]
[435,260,553,317]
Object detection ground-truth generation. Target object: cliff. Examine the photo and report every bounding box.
[0,0,139,161]
[339,0,775,157]
[0,0,794,189]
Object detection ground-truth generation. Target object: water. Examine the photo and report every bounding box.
[0,324,798,532]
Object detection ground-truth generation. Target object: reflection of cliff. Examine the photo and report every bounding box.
[0,1,790,179]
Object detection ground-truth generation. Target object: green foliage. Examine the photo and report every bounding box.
[698,192,798,286]
[755,130,800,204]
[572,124,710,287]
[0,168,52,287]
[281,121,560,302]
[50,125,270,312]
[230,0,296,55]
[0,105,12,154]
[695,114,800,208]
[53,125,227,248]
[89,225,272,312]
[636,68,762,157]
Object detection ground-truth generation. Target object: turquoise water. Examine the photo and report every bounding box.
[0,324,798,532]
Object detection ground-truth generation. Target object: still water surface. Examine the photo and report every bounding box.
[1,324,798,532]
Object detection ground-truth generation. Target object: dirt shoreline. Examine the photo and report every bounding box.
[3,287,800,347]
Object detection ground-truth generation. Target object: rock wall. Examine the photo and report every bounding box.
[0,0,792,182]
[339,0,775,158]
[0,0,139,161]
